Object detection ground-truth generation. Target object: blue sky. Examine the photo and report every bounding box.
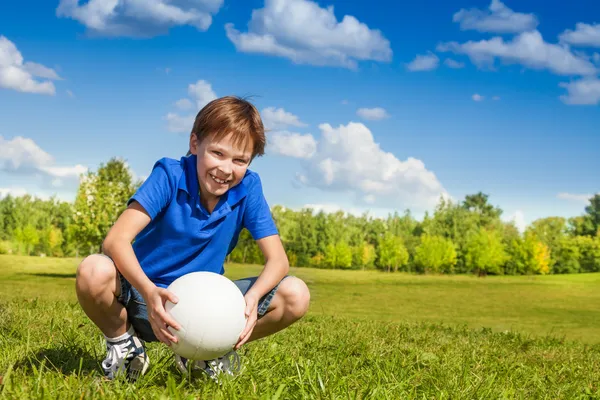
[1,0,599,231]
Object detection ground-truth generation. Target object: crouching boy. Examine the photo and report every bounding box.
[75,96,310,381]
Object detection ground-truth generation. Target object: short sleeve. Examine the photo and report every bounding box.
[242,174,279,240]
[128,159,175,220]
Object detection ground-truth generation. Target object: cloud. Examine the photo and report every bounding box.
[444,58,465,69]
[56,0,224,37]
[356,107,389,121]
[262,107,307,130]
[175,98,193,110]
[453,0,538,34]
[559,23,600,48]
[503,210,526,232]
[165,79,217,133]
[406,52,439,71]
[557,192,595,204]
[291,122,447,211]
[0,135,87,185]
[225,0,392,69]
[268,131,316,159]
[0,36,61,95]
[492,95,500,100]
[559,77,600,105]
[472,93,484,101]
[0,187,29,199]
[438,30,598,76]
[66,89,75,97]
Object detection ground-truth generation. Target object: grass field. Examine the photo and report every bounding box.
[1,254,599,399]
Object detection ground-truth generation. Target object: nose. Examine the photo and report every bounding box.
[218,160,233,176]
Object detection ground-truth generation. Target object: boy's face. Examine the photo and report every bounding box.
[189,132,253,205]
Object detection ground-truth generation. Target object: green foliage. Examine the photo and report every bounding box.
[71,158,140,255]
[413,234,457,274]
[1,156,599,275]
[377,233,409,272]
[464,228,507,275]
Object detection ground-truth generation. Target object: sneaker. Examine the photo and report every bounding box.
[175,350,241,382]
[101,332,149,381]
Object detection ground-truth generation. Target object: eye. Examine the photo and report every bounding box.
[212,151,223,156]
[235,159,248,164]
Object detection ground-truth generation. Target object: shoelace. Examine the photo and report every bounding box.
[102,340,134,373]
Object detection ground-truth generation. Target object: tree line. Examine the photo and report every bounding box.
[1,158,599,275]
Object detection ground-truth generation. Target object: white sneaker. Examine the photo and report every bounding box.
[101,332,149,381]
[175,350,241,382]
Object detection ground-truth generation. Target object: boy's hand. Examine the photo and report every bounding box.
[144,286,181,346]
[235,292,259,349]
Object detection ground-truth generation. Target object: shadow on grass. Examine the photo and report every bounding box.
[26,272,76,279]
[16,346,99,376]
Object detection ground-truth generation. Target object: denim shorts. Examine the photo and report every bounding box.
[101,256,287,343]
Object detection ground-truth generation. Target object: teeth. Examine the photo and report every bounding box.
[210,174,228,184]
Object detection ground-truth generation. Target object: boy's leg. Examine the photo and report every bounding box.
[239,276,310,343]
[75,254,128,337]
[75,254,150,380]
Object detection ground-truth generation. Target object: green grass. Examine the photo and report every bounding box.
[1,254,599,399]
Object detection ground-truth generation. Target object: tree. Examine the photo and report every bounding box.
[583,194,600,236]
[526,217,567,268]
[553,237,581,274]
[464,228,507,276]
[377,233,409,272]
[462,192,503,227]
[413,234,457,274]
[352,242,376,270]
[576,236,600,273]
[71,158,139,255]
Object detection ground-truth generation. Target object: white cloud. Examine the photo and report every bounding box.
[557,192,595,204]
[559,23,600,48]
[472,93,484,101]
[492,95,500,100]
[262,107,307,130]
[453,0,538,34]
[356,107,389,121]
[444,58,465,69]
[438,30,598,76]
[268,131,316,159]
[504,210,526,232]
[175,98,193,110]
[559,77,600,105]
[188,79,217,110]
[292,122,447,211]
[406,52,439,71]
[225,0,392,69]
[165,112,194,134]
[166,79,217,133]
[0,36,61,95]
[56,0,224,37]
[0,187,29,199]
[66,89,75,97]
[0,135,87,184]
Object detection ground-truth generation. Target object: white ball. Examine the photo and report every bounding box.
[165,271,247,360]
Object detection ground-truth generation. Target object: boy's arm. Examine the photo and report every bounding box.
[102,201,180,345]
[246,234,289,300]
[236,233,289,349]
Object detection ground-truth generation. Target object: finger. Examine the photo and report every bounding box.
[160,326,178,344]
[158,309,181,331]
[236,327,254,349]
[164,289,179,304]
[239,314,257,339]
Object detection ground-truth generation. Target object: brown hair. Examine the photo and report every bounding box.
[188,96,265,159]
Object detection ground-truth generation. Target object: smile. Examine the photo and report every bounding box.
[210,174,230,185]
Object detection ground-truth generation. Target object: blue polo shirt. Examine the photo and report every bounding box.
[128,155,278,288]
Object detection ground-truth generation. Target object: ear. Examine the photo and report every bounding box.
[189,133,198,155]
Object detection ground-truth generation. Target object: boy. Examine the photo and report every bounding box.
[75,96,310,381]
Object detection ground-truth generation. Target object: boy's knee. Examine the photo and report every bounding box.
[280,277,310,320]
[76,255,118,297]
